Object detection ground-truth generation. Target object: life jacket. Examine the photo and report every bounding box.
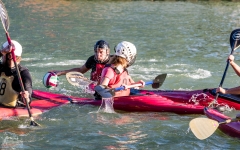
[0,72,19,107]
[105,65,131,97]
[90,63,105,83]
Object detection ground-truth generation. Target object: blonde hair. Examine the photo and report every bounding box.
[110,56,128,68]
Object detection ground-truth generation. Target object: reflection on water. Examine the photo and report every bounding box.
[94,112,166,149]
[19,0,79,17]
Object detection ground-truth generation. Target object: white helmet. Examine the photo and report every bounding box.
[2,40,22,56]
[115,41,137,64]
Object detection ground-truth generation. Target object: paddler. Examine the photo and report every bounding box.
[96,41,145,99]
[216,54,240,94]
[0,40,32,107]
[52,40,113,84]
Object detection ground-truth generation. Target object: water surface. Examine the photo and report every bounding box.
[0,0,240,149]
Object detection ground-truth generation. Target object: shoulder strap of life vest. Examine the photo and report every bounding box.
[105,64,128,75]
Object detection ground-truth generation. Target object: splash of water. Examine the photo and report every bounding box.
[189,93,234,112]
[1,136,23,149]
[214,103,235,112]
[188,93,209,105]
[186,127,191,134]
[97,98,115,113]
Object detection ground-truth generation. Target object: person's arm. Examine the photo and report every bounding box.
[20,69,33,103]
[128,76,145,88]
[216,86,240,95]
[129,76,135,84]
[53,65,89,76]
[229,55,240,77]
[230,61,240,77]
[99,67,114,88]
[100,77,110,87]
[52,56,94,76]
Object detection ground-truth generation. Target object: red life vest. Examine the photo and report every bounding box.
[103,66,131,97]
[90,63,105,83]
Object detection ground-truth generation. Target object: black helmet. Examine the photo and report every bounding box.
[94,40,110,52]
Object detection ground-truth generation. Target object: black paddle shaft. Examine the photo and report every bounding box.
[8,36,39,126]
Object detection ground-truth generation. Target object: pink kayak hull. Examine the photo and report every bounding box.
[136,89,240,110]
[204,107,240,139]
[0,97,69,119]
[32,90,205,114]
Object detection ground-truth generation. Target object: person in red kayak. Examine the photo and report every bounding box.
[52,40,112,83]
[217,54,240,94]
[0,40,32,107]
[98,41,145,98]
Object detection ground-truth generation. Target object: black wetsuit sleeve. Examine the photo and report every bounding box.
[21,69,33,97]
[84,55,95,69]
[17,68,33,103]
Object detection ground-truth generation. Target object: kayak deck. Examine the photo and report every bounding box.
[32,90,205,114]
[135,89,240,110]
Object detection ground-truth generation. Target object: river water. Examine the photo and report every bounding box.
[0,0,240,149]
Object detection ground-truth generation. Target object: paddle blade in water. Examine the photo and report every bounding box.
[189,118,219,140]
[30,120,41,127]
[230,28,240,51]
[0,0,9,31]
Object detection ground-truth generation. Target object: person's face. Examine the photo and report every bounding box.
[2,53,18,67]
[95,48,109,62]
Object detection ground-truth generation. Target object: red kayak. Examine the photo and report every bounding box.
[32,90,205,114]
[204,107,240,139]
[5,88,240,119]
[134,88,240,110]
[0,96,69,120]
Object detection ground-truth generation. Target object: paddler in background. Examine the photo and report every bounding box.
[0,40,32,107]
[96,41,145,99]
[216,54,240,94]
[52,40,113,84]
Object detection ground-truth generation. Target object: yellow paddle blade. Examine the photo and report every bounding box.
[189,118,219,140]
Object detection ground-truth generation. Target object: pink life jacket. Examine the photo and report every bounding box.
[103,66,131,97]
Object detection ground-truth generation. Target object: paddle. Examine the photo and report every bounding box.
[66,71,167,91]
[66,71,96,87]
[189,117,240,140]
[209,28,240,107]
[95,73,167,98]
[0,1,40,126]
